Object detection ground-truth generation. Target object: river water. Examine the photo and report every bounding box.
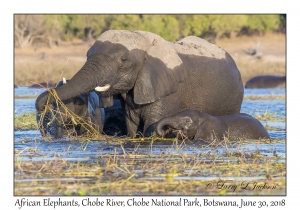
[14,87,286,195]
[14,87,286,158]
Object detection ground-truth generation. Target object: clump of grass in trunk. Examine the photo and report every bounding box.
[15,112,38,130]
[38,89,105,140]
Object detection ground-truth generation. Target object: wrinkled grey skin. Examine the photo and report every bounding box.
[36,79,105,138]
[245,75,286,89]
[36,30,244,137]
[156,109,270,142]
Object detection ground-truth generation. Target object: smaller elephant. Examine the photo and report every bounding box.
[36,78,105,138]
[245,75,286,89]
[156,109,270,142]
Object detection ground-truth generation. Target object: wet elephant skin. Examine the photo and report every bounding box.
[156,109,270,142]
[35,30,244,137]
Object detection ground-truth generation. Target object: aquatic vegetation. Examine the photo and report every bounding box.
[243,95,285,101]
[15,112,38,130]
[14,88,286,196]
[14,138,286,196]
[253,111,285,122]
[14,95,39,99]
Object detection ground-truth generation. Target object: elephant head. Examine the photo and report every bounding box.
[156,109,202,139]
[35,30,187,112]
[37,78,105,138]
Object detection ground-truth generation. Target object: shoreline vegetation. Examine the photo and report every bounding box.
[14,43,286,87]
[14,15,286,87]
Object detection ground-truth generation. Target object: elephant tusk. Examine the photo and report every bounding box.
[46,117,55,126]
[63,77,67,84]
[71,117,77,125]
[95,84,110,92]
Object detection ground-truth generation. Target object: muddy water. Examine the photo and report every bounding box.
[14,87,286,195]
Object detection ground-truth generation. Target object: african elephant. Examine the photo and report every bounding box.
[35,30,244,137]
[245,75,286,89]
[156,109,270,142]
[36,78,105,138]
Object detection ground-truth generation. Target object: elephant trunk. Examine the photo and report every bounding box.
[35,56,114,112]
[156,117,179,136]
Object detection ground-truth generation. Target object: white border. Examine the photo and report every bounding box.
[3,0,297,208]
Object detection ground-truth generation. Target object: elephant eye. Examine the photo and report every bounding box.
[184,117,191,123]
[121,56,127,62]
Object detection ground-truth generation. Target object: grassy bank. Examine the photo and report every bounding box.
[14,58,85,87]
[236,60,286,84]
[14,32,286,87]
[14,58,285,86]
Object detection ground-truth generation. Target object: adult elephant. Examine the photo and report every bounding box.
[245,75,286,89]
[36,30,244,137]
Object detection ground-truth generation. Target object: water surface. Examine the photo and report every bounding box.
[14,88,286,195]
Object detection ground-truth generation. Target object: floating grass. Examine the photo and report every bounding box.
[14,95,39,99]
[14,128,286,196]
[14,112,38,130]
[253,110,285,122]
[243,95,285,101]
[14,138,286,195]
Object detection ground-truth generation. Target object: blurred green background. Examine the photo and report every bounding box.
[14,14,286,48]
[14,14,286,86]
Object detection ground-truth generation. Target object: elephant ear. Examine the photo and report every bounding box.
[133,38,187,104]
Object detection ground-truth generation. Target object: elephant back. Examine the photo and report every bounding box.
[177,51,244,116]
[96,30,182,69]
[174,36,226,60]
[219,113,270,140]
